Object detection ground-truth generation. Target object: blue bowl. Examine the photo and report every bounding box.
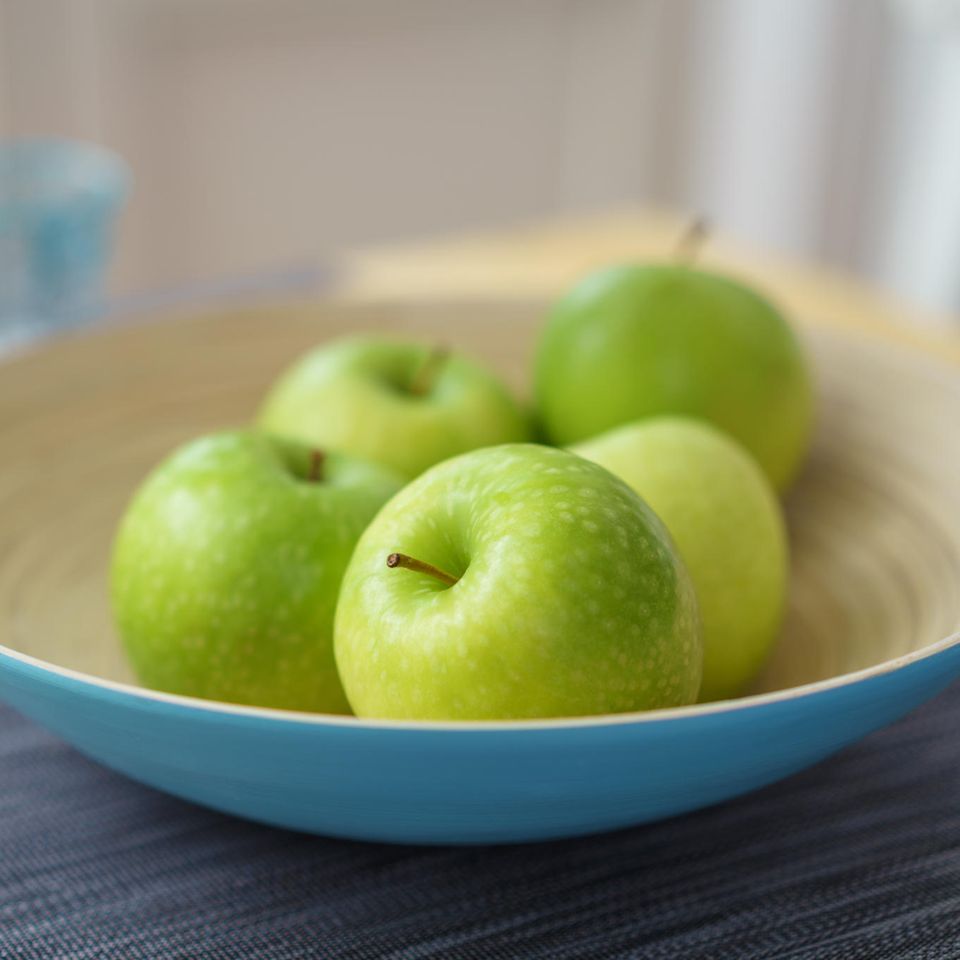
[2,640,959,844]
[1,305,959,844]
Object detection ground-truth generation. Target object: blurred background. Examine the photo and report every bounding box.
[1,0,959,322]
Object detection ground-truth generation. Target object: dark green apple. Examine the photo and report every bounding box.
[535,264,814,490]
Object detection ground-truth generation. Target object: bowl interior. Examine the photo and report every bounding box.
[1,301,959,703]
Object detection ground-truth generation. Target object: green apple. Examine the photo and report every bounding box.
[534,264,814,490]
[574,417,787,702]
[334,443,702,720]
[111,430,403,712]
[258,336,530,478]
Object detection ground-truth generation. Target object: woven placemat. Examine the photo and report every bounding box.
[3,684,959,960]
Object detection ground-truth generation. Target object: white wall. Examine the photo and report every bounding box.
[0,0,685,294]
[1,0,958,317]
[870,1,960,315]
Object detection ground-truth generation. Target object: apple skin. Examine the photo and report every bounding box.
[110,430,403,713]
[258,337,531,479]
[334,444,702,720]
[574,417,787,702]
[534,264,814,491]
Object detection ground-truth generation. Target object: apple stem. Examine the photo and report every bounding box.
[675,217,710,264]
[409,347,449,396]
[386,552,459,587]
[308,449,325,482]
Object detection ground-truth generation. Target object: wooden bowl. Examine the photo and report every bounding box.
[1,301,958,844]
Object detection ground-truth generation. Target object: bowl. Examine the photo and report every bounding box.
[1,301,959,845]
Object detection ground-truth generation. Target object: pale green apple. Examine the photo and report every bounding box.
[334,444,702,720]
[535,264,814,490]
[574,417,787,702]
[111,430,403,712]
[258,336,530,478]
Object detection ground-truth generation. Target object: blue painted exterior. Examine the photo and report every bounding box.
[2,644,958,845]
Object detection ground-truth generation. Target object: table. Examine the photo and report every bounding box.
[3,212,960,959]
[4,688,960,958]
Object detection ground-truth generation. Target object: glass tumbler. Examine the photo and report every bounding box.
[0,139,130,347]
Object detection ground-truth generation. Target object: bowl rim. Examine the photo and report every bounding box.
[3,629,959,732]
[2,301,960,732]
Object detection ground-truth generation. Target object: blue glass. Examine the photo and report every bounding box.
[0,139,130,345]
